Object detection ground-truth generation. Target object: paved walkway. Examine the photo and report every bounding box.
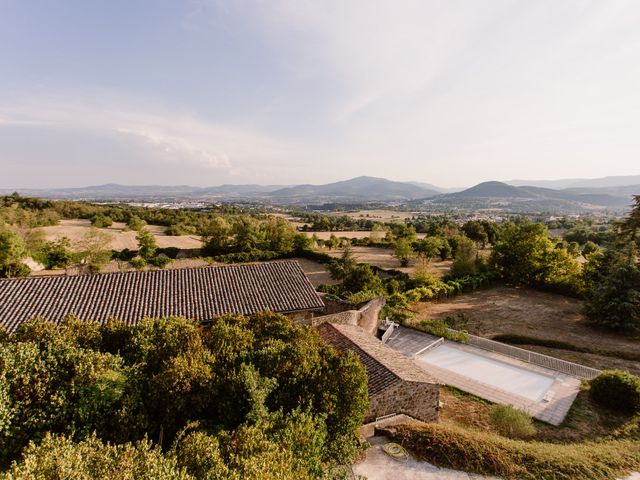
[353,436,500,480]
[386,327,581,425]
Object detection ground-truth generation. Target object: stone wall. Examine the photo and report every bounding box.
[286,310,317,325]
[310,296,386,334]
[320,295,358,314]
[367,381,439,423]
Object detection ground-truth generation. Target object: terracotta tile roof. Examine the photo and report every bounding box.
[0,260,324,334]
[316,323,437,396]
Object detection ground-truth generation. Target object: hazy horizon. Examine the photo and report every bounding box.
[2,1,640,189]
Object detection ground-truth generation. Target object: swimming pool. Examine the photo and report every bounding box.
[416,344,556,402]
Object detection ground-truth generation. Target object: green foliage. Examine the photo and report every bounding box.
[37,237,73,269]
[393,238,414,267]
[165,223,197,236]
[75,227,112,272]
[490,405,536,439]
[620,194,640,241]
[491,221,582,295]
[0,262,30,279]
[91,213,113,228]
[0,226,27,270]
[0,313,368,474]
[389,422,640,480]
[126,215,147,231]
[1,434,189,480]
[590,370,640,413]
[412,236,446,262]
[413,320,469,343]
[582,241,600,256]
[448,235,479,278]
[136,228,157,260]
[583,245,640,333]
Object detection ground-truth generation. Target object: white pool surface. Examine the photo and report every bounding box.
[416,344,556,402]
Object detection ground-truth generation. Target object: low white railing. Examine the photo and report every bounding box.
[381,323,396,344]
[443,327,601,380]
[413,337,445,358]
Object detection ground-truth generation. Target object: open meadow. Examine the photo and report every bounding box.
[39,219,203,251]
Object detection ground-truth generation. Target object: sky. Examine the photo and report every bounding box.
[1,0,639,189]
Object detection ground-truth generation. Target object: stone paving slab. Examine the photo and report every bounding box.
[353,436,501,480]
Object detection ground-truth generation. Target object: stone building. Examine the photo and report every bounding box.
[317,322,440,423]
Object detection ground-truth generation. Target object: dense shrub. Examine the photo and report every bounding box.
[387,423,640,480]
[0,434,188,480]
[490,405,536,439]
[0,314,368,473]
[590,370,640,413]
[91,213,113,228]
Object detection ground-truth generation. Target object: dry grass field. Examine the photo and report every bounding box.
[411,286,640,374]
[302,231,427,240]
[324,246,451,277]
[39,219,203,251]
[291,257,337,287]
[327,209,417,222]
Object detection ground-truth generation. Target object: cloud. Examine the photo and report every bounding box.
[0,97,297,176]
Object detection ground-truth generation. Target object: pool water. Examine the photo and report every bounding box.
[416,344,555,402]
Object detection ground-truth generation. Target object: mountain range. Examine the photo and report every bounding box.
[2,175,639,212]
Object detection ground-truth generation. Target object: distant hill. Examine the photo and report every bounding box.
[426,180,637,212]
[267,176,440,202]
[405,181,462,194]
[0,176,440,204]
[446,181,533,198]
[3,176,637,211]
[507,174,640,189]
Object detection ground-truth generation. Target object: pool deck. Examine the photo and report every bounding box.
[386,327,581,425]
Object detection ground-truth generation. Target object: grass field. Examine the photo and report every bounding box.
[324,245,451,277]
[39,219,203,251]
[411,286,640,374]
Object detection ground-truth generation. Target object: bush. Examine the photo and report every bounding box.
[387,422,640,480]
[0,262,31,278]
[414,320,469,343]
[2,434,189,479]
[490,405,536,439]
[590,370,640,413]
[91,213,113,228]
[148,255,171,268]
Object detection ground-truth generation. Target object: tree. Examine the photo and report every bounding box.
[620,194,640,241]
[126,215,147,232]
[583,245,640,333]
[0,225,27,267]
[462,221,489,248]
[0,225,28,277]
[75,228,112,272]
[325,234,340,250]
[136,229,157,261]
[582,241,599,257]
[342,264,384,294]
[449,235,478,278]
[39,237,72,269]
[91,213,113,228]
[490,222,581,293]
[413,237,445,264]
[393,238,414,267]
[328,247,357,281]
[201,216,231,255]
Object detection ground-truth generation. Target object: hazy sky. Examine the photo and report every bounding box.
[1,0,639,188]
